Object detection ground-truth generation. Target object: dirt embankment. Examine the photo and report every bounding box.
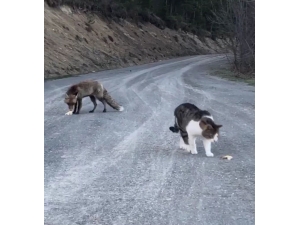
[44,3,228,78]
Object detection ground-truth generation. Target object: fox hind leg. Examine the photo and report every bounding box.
[89,96,97,113]
[99,99,107,112]
[95,93,107,113]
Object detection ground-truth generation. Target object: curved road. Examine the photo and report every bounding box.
[44,54,255,225]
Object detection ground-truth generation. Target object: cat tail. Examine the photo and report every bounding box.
[169,117,180,133]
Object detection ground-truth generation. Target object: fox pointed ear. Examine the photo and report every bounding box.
[217,124,223,128]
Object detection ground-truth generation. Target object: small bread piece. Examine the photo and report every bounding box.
[65,111,73,115]
[221,155,233,160]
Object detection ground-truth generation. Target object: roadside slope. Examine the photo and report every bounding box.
[44,3,228,78]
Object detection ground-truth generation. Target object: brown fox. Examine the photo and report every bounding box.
[64,80,124,115]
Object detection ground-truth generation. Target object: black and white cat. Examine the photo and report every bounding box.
[169,103,222,156]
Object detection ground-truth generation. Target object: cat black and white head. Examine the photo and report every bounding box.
[199,116,222,142]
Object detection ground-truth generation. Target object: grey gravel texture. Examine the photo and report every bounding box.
[44,54,255,225]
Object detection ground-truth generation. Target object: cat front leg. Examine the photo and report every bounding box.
[203,139,214,157]
[179,136,188,150]
[179,136,187,149]
[180,131,190,152]
[188,135,198,154]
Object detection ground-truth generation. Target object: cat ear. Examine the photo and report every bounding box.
[200,120,211,130]
[216,124,223,128]
[201,117,208,125]
[206,124,213,129]
[199,120,206,129]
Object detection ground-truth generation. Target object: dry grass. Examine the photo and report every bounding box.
[210,63,255,86]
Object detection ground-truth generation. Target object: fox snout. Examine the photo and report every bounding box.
[67,103,75,111]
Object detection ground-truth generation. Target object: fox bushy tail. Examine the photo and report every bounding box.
[103,89,124,111]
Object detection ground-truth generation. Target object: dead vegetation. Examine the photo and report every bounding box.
[210,0,255,76]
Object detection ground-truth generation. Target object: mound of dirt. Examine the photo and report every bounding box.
[44,3,228,78]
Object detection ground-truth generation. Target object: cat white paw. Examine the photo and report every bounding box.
[191,150,198,154]
[206,152,214,157]
[65,111,73,116]
[189,144,198,154]
[179,138,190,151]
[180,143,190,152]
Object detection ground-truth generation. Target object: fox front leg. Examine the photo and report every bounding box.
[74,99,82,114]
[73,101,78,114]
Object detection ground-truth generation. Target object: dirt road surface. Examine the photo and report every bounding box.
[44,54,255,225]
